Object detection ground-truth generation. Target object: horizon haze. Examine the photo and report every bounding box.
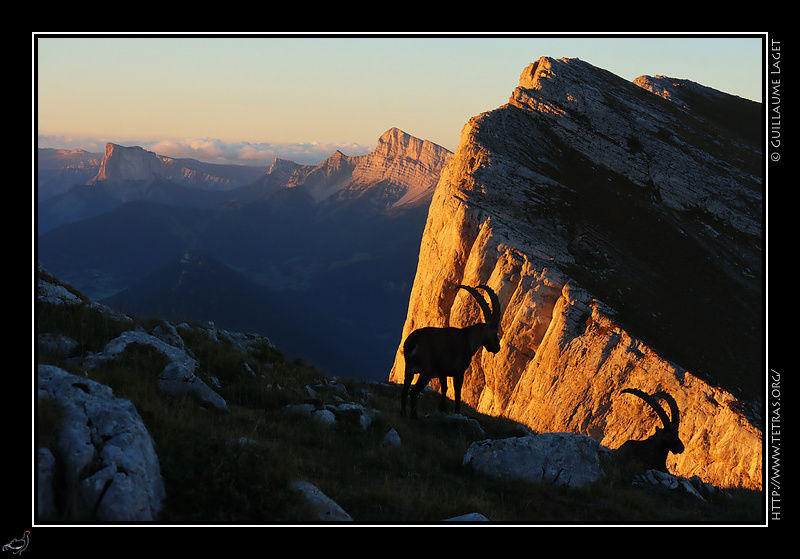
[35,33,766,170]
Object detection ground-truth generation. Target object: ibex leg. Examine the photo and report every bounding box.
[401,365,415,416]
[408,374,430,419]
[438,376,448,412]
[453,375,463,415]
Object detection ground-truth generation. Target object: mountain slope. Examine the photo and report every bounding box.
[389,56,762,490]
[244,127,449,209]
[37,148,103,200]
[37,128,452,380]
[100,250,355,374]
[37,143,269,234]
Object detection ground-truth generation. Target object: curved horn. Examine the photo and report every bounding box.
[476,284,501,325]
[652,391,680,432]
[457,285,495,326]
[621,388,673,432]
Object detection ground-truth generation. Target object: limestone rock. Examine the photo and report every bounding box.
[290,480,353,521]
[464,433,608,489]
[37,365,165,521]
[390,56,762,491]
[83,329,227,410]
[444,512,489,521]
[382,427,402,447]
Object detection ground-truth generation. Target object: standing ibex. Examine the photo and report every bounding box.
[400,284,501,419]
[614,388,685,474]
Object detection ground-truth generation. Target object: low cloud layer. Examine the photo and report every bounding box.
[37,135,374,166]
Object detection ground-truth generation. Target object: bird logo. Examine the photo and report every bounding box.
[2,531,29,555]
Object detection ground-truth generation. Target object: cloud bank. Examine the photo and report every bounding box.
[37,135,374,167]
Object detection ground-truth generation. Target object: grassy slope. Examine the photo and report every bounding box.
[35,272,762,525]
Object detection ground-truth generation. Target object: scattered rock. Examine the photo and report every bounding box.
[311,408,338,427]
[151,320,185,350]
[290,480,352,521]
[329,403,373,430]
[283,401,376,431]
[36,275,83,306]
[82,329,227,410]
[436,413,485,438]
[464,433,608,489]
[382,427,402,447]
[632,469,732,502]
[444,512,489,521]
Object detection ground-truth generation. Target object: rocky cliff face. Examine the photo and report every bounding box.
[91,143,267,189]
[267,127,451,208]
[389,57,763,490]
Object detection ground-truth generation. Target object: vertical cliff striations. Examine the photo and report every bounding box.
[389,57,763,490]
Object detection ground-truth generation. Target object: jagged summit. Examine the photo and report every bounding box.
[374,127,449,166]
[274,128,452,208]
[92,143,154,182]
[39,127,451,234]
[87,128,451,207]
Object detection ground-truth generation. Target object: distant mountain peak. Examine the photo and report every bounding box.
[281,128,452,208]
[374,127,448,165]
[92,143,163,183]
[89,142,267,190]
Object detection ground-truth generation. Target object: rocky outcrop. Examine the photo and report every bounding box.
[83,329,229,411]
[389,57,762,490]
[290,480,353,521]
[276,127,451,208]
[37,364,166,522]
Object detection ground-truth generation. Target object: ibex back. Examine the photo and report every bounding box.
[400,285,501,419]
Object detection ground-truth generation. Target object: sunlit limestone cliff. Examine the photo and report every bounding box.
[254,127,451,208]
[389,57,763,490]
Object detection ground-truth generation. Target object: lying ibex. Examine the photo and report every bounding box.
[614,388,685,474]
[400,284,501,419]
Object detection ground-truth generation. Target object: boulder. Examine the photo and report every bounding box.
[463,433,608,489]
[382,427,402,447]
[83,329,227,410]
[444,512,489,521]
[37,365,165,521]
[290,480,352,521]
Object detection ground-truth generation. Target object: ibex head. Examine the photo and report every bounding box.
[457,284,501,353]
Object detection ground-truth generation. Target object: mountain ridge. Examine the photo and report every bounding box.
[37,128,452,380]
[37,127,451,234]
[388,56,763,490]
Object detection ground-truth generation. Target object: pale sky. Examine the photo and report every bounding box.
[34,33,766,166]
